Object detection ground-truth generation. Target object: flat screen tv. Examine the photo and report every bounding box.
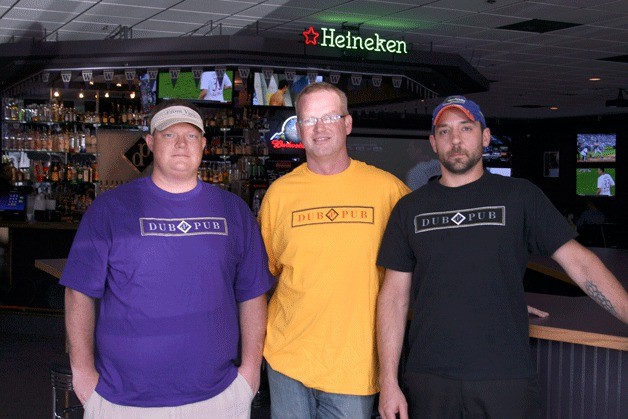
[482,134,512,165]
[576,133,616,163]
[157,70,234,104]
[486,167,512,177]
[252,73,323,108]
[576,167,616,197]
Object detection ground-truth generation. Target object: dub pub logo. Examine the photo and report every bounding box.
[301,26,408,54]
[124,136,153,173]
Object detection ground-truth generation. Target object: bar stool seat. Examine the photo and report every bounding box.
[50,362,83,419]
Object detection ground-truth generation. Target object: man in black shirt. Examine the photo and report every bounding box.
[376,96,628,419]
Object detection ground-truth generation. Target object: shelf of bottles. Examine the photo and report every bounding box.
[197,108,271,212]
[2,97,149,128]
[2,99,281,217]
[2,98,106,222]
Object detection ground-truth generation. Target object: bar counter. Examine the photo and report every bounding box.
[0,221,77,311]
[525,247,627,418]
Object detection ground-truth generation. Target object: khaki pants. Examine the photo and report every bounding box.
[83,373,254,419]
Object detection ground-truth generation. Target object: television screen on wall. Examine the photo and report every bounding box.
[486,167,512,177]
[576,167,616,197]
[157,70,234,104]
[252,73,323,108]
[482,134,512,165]
[576,133,616,163]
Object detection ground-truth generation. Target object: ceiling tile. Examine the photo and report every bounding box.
[88,4,164,19]
[3,7,75,23]
[14,0,97,13]
[152,10,219,26]
[100,0,183,7]
[75,14,142,27]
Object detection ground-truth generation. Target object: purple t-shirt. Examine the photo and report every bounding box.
[60,177,274,407]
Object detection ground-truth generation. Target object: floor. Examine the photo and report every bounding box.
[0,311,271,419]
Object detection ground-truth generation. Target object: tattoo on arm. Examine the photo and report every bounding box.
[585,280,616,316]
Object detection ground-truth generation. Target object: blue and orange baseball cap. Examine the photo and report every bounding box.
[432,96,486,129]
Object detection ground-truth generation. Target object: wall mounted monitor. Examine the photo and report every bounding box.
[252,73,323,108]
[576,167,616,197]
[486,167,512,177]
[157,70,234,104]
[482,134,512,166]
[576,133,616,163]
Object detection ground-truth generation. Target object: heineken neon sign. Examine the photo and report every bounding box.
[302,26,408,55]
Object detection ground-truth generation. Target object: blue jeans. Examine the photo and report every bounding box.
[266,363,375,419]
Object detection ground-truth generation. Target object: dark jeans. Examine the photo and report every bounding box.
[404,371,540,419]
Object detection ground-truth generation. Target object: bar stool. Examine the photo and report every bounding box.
[50,363,83,419]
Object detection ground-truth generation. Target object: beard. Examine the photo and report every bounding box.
[440,146,483,174]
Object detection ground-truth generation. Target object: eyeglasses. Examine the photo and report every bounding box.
[297,114,346,127]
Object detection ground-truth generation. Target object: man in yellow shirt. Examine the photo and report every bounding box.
[258,82,409,418]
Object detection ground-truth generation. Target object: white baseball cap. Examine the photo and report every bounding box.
[150,105,204,134]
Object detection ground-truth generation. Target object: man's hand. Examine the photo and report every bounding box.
[72,368,99,405]
[527,305,549,318]
[238,365,261,395]
[378,382,409,419]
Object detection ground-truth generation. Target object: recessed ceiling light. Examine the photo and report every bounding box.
[549,106,558,111]
[589,77,601,81]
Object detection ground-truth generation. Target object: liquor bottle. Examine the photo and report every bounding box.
[76,164,84,183]
[85,164,93,183]
[65,163,73,182]
[120,104,128,125]
[50,162,60,183]
[91,162,99,182]
[115,102,122,125]
[69,135,76,154]
[126,106,133,126]
[108,104,116,124]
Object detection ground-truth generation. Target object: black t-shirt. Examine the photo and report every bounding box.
[377,172,577,380]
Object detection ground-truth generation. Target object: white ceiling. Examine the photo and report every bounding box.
[0,0,626,119]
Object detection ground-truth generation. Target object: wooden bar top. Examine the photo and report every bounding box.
[34,258,66,279]
[527,247,627,350]
[526,292,627,351]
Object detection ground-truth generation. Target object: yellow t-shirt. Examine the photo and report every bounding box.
[259,160,410,395]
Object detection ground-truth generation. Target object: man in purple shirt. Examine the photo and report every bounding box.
[61,99,274,418]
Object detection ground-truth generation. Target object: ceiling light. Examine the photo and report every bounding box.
[116,82,122,87]
[129,91,136,99]
[605,88,628,107]
[53,89,60,97]
[549,106,558,111]
[588,77,601,81]
[104,92,109,98]
[79,91,84,98]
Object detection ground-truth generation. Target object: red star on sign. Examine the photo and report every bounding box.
[302,26,319,45]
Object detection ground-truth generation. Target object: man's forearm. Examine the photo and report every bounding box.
[238,294,267,383]
[65,287,100,403]
[377,290,408,385]
[554,240,628,323]
[65,288,97,372]
[377,270,411,386]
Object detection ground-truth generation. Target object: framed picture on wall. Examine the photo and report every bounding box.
[543,151,559,178]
